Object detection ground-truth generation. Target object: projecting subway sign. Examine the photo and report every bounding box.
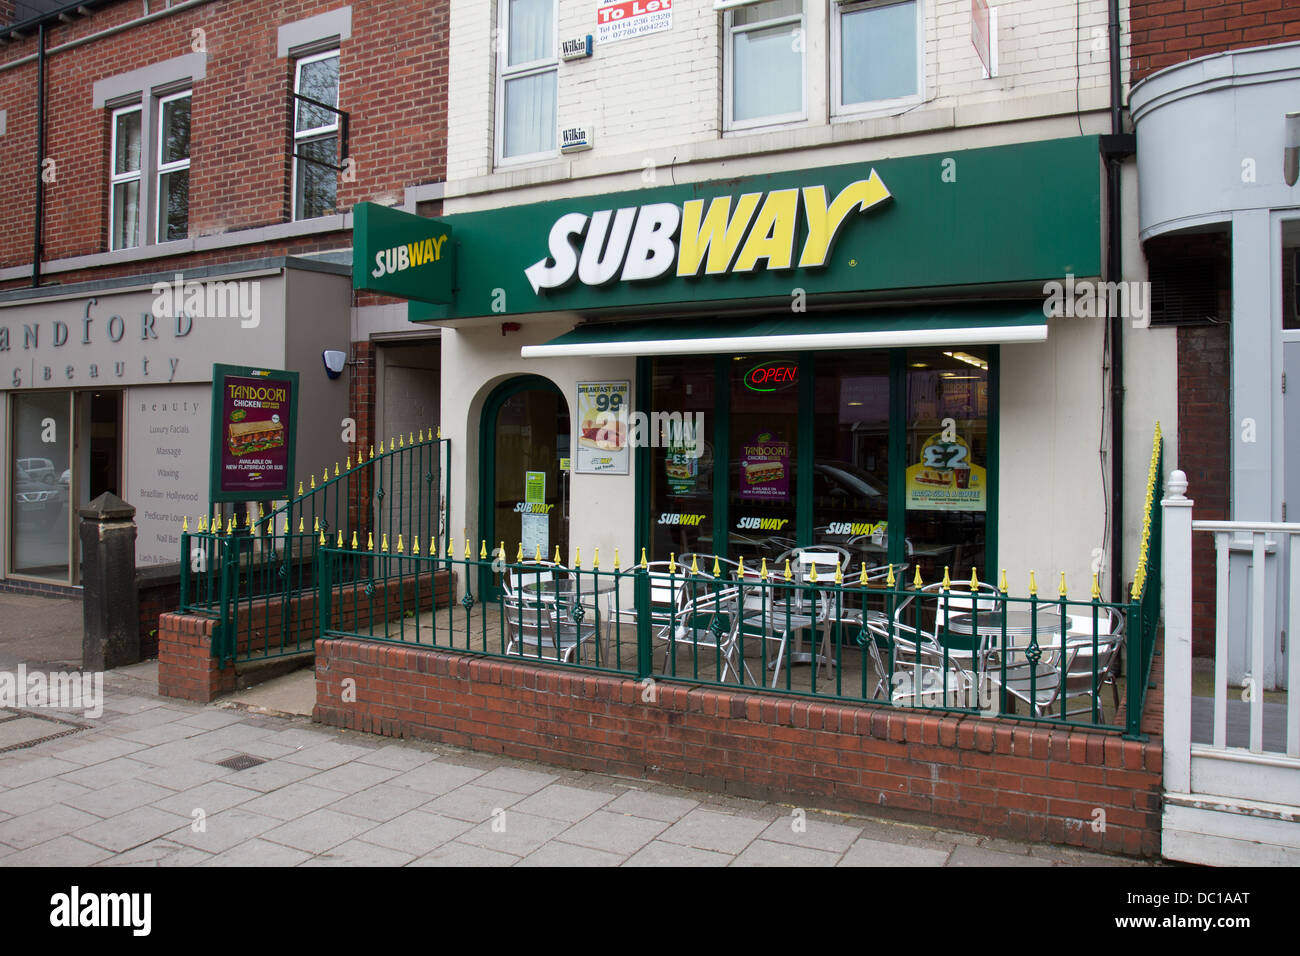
[524,171,892,293]
[596,0,672,44]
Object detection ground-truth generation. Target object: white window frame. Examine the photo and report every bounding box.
[723,0,807,133]
[291,48,341,222]
[154,90,191,244]
[494,0,559,168]
[109,104,143,251]
[831,0,925,120]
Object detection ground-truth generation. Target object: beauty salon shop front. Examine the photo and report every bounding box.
[357,136,1163,597]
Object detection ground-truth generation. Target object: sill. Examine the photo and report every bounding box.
[833,96,926,124]
[724,115,808,137]
[0,213,353,283]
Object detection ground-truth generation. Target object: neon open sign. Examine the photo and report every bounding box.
[744,362,799,392]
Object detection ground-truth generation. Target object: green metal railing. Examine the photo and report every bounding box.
[318,539,1154,733]
[179,430,450,666]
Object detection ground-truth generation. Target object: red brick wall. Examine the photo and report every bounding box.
[159,568,451,701]
[0,0,448,270]
[1130,0,1300,83]
[315,641,1165,857]
[1177,324,1231,656]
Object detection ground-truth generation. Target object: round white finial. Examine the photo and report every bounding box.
[1168,469,1188,497]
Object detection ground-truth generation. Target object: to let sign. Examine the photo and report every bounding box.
[596,0,672,44]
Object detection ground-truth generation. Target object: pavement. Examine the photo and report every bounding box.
[0,592,1146,867]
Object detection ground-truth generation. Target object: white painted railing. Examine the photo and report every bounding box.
[1163,470,1300,775]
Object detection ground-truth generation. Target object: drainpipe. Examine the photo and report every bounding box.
[1103,0,1134,604]
[32,20,47,288]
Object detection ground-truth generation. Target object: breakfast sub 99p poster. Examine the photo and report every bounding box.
[575,381,629,475]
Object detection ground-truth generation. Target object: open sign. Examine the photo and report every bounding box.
[744,362,799,392]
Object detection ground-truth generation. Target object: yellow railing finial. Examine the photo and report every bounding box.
[640,547,648,569]
[886,564,895,588]
[397,535,404,554]
[1029,570,1038,596]
[941,566,951,590]
[913,566,923,590]
[669,553,677,574]
[999,568,1009,593]
[614,548,621,570]
[1059,571,1068,598]
[970,568,979,592]
[1091,571,1101,600]
[834,558,843,585]
[574,546,582,568]
[691,554,699,576]
[594,548,600,569]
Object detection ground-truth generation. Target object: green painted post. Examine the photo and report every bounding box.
[635,566,652,680]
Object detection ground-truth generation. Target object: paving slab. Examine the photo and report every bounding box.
[280,740,381,771]
[473,766,560,794]
[150,780,259,818]
[167,807,282,854]
[624,840,733,867]
[0,755,84,788]
[95,839,213,868]
[63,779,177,819]
[423,784,524,823]
[946,845,1055,867]
[74,806,193,853]
[658,808,768,855]
[300,839,417,867]
[732,839,843,867]
[238,783,347,821]
[57,756,157,790]
[759,814,863,854]
[259,808,378,855]
[605,789,699,822]
[200,838,313,867]
[458,810,569,857]
[0,717,79,749]
[518,840,625,867]
[558,810,667,856]
[0,835,114,867]
[0,776,94,816]
[360,808,475,855]
[388,760,486,795]
[0,804,102,850]
[511,783,617,823]
[355,743,439,772]
[326,784,434,823]
[409,840,519,867]
[839,837,952,867]
[306,760,403,794]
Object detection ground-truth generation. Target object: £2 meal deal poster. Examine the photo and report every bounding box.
[209,364,299,502]
[576,381,629,475]
[904,432,986,512]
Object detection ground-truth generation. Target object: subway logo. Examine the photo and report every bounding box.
[525,172,892,293]
[371,234,450,278]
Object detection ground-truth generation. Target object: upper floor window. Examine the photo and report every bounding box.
[293,49,340,220]
[110,105,142,251]
[725,0,805,131]
[832,0,923,116]
[496,0,557,164]
[156,91,191,243]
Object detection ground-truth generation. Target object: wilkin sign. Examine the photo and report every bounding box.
[524,172,892,293]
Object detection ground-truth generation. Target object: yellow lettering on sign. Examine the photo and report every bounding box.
[798,172,892,268]
[733,189,800,273]
[676,193,762,277]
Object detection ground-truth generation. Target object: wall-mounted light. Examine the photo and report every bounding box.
[1285,111,1300,187]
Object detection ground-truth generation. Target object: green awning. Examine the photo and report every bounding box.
[520,303,1047,358]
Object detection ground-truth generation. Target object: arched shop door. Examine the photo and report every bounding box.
[479,376,571,596]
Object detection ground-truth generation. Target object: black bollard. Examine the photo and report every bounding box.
[80,492,140,671]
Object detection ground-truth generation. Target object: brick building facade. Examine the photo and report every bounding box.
[0,1,447,604]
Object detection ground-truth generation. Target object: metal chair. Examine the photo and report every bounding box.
[661,581,754,684]
[502,594,597,664]
[503,560,570,598]
[864,616,977,707]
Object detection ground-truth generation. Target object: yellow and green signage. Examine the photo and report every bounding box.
[352,202,455,304]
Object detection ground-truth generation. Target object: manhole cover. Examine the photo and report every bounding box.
[216,754,267,771]
[0,710,88,753]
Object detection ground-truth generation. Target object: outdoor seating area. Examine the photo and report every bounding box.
[331,546,1138,730]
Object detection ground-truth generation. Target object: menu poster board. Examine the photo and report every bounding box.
[575,381,630,474]
[665,420,704,495]
[209,364,299,502]
[739,432,791,501]
[905,432,987,512]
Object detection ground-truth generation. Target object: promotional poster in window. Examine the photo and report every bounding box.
[210,365,298,501]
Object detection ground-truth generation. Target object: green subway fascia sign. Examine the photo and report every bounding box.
[387,136,1102,322]
[352,201,455,304]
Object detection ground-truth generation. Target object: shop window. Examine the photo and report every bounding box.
[903,348,989,582]
[648,357,717,561]
[725,0,805,131]
[812,353,890,567]
[1287,245,1300,331]
[156,91,191,242]
[292,49,340,220]
[496,0,557,164]
[832,0,923,117]
[10,392,73,580]
[729,355,799,563]
[109,105,142,250]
